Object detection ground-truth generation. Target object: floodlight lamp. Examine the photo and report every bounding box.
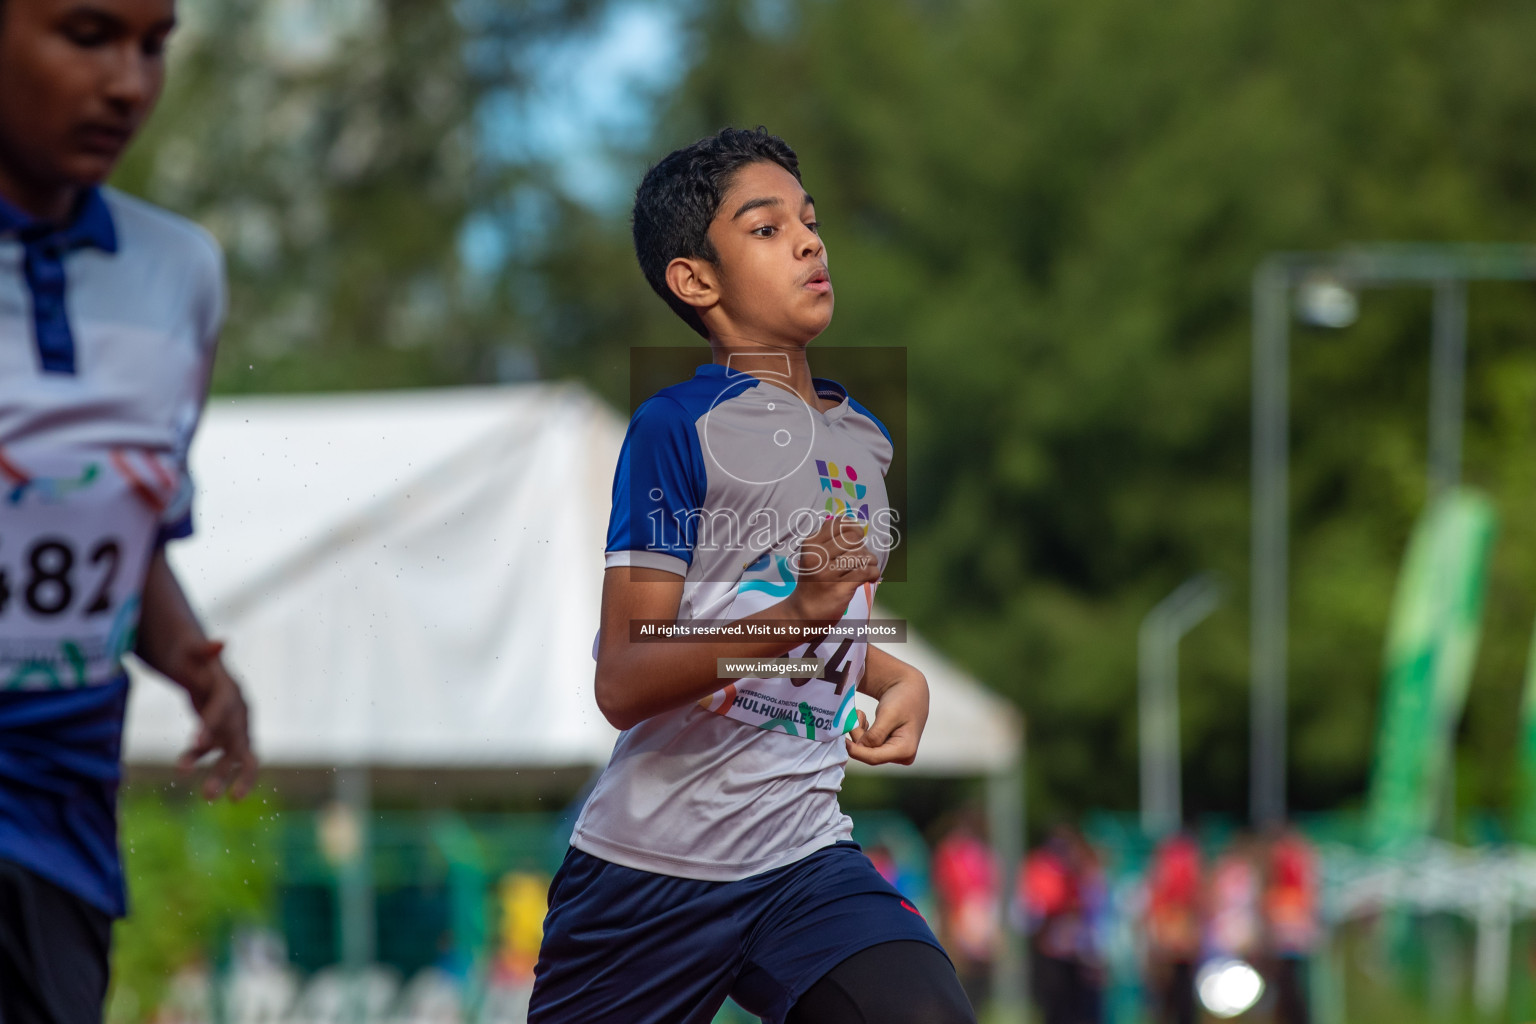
[1196,958,1265,1018]
[1296,273,1359,329]
[317,800,362,865]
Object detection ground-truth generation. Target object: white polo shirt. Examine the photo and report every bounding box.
[0,185,224,916]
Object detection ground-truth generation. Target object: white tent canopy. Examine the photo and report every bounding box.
[123,385,1021,777]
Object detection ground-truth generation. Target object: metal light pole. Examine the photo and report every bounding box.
[1249,244,1536,828]
[329,766,374,1024]
[1251,261,1291,830]
[1429,278,1468,496]
[1139,573,1223,838]
[986,751,1028,1018]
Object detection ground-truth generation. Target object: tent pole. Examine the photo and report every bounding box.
[987,753,1027,1020]
[337,766,374,1021]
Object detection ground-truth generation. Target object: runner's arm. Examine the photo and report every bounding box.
[846,644,928,766]
[135,549,258,799]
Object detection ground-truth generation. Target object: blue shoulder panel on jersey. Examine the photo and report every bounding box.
[658,363,762,421]
[839,391,893,447]
[811,376,893,447]
[606,365,759,566]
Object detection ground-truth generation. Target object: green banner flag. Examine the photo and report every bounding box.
[1365,488,1497,851]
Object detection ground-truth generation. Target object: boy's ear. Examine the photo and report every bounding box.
[665,256,719,313]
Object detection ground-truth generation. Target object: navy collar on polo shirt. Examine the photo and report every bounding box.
[0,186,117,251]
[0,186,118,375]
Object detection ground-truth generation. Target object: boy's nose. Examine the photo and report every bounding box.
[103,47,154,113]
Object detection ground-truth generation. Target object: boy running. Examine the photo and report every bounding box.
[529,128,975,1024]
[0,2,256,1020]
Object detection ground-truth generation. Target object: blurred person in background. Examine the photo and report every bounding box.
[493,870,548,987]
[865,839,922,905]
[1018,825,1107,1024]
[1263,827,1319,1024]
[0,1,257,1021]
[932,812,1001,1009]
[1143,831,1202,1024]
[1205,832,1263,967]
[865,839,898,884]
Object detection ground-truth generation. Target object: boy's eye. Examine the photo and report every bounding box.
[61,15,116,47]
[805,220,820,234]
[751,225,777,238]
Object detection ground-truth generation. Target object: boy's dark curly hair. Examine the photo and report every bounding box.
[632,126,802,339]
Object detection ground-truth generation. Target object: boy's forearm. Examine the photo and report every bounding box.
[857,644,918,700]
[137,551,258,800]
[596,596,823,729]
[134,550,214,693]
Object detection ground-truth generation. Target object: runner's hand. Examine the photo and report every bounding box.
[785,516,879,626]
[173,640,259,801]
[846,667,928,767]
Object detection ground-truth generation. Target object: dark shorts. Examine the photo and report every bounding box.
[529,841,950,1024]
[0,859,111,1024]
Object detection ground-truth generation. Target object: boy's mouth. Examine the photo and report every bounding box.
[801,265,832,293]
[74,121,135,158]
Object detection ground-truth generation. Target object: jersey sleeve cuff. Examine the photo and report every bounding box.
[605,550,688,576]
[155,512,194,547]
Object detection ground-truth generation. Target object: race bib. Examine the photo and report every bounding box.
[0,447,171,690]
[696,560,876,742]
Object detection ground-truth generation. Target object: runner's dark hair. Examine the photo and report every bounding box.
[633,126,802,339]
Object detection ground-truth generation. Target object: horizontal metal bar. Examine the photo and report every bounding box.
[1260,245,1536,285]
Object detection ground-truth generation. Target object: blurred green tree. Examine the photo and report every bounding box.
[515,0,1536,828]
[108,790,278,1024]
[111,0,602,393]
[110,0,1536,830]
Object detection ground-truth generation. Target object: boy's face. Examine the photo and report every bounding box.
[0,0,175,214]
[702,160,832,346]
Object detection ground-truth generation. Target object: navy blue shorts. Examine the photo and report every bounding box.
[528,841,948,1024]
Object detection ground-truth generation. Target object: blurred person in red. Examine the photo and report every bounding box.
[866,841,899,886]
[1018,825,1106,1024]
[1205,833,1262,965]
[1143,831,1202,1024]
[932,814,1000,1007]
[1263,827,1319,1024]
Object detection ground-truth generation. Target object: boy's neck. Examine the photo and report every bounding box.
[0,163,83,225]
[709,340,834,412]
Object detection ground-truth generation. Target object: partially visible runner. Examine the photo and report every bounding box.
[0,2,257,1021]
[1263,827,1318,1024]
[528,127,975,1024]
[1020,825,1107,1024]
[1145,832,1203,1024]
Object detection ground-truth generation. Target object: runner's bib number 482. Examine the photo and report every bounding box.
[0,446,172,690]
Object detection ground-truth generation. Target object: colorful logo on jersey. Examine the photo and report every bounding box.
[0,446,177,513]
[817,460,869,521]
[0,447,101,506]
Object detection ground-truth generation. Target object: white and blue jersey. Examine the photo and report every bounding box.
[572,361,896,881]
[0,186,224,916]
